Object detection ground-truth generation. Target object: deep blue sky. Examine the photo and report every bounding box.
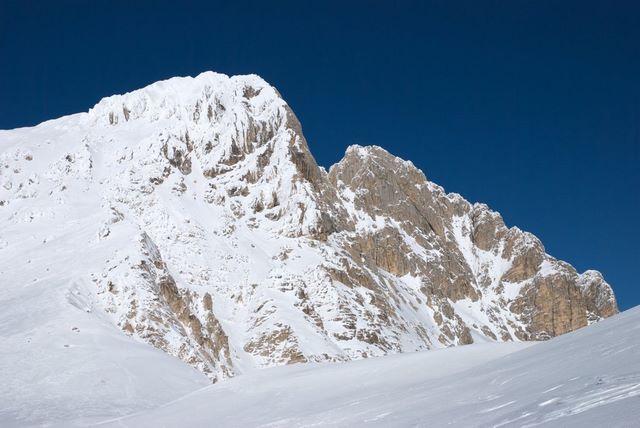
[1,1,638,309]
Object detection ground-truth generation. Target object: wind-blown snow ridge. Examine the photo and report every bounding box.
[0,70,617,391]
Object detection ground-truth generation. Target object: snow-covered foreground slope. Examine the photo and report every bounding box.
[101,306,640,428]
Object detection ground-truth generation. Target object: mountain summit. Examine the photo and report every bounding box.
[0,72,617,382]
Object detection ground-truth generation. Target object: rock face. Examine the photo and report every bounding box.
[0,72,617,382]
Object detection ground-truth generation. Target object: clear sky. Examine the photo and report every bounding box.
[1,1,638,309]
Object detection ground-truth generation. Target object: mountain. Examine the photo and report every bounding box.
[0,71,617,386]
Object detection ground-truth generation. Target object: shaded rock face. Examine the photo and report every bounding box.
[0,71,617,382]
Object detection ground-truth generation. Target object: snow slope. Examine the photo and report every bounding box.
[101,306,640,428]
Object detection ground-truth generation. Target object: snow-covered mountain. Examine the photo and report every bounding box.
[0,71,617,385]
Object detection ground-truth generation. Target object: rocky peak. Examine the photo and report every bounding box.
[88,72,280,127]
[87,72,341,240]
[331,146,474,250]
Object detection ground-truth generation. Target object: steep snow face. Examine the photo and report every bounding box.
[0,72,617,383]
